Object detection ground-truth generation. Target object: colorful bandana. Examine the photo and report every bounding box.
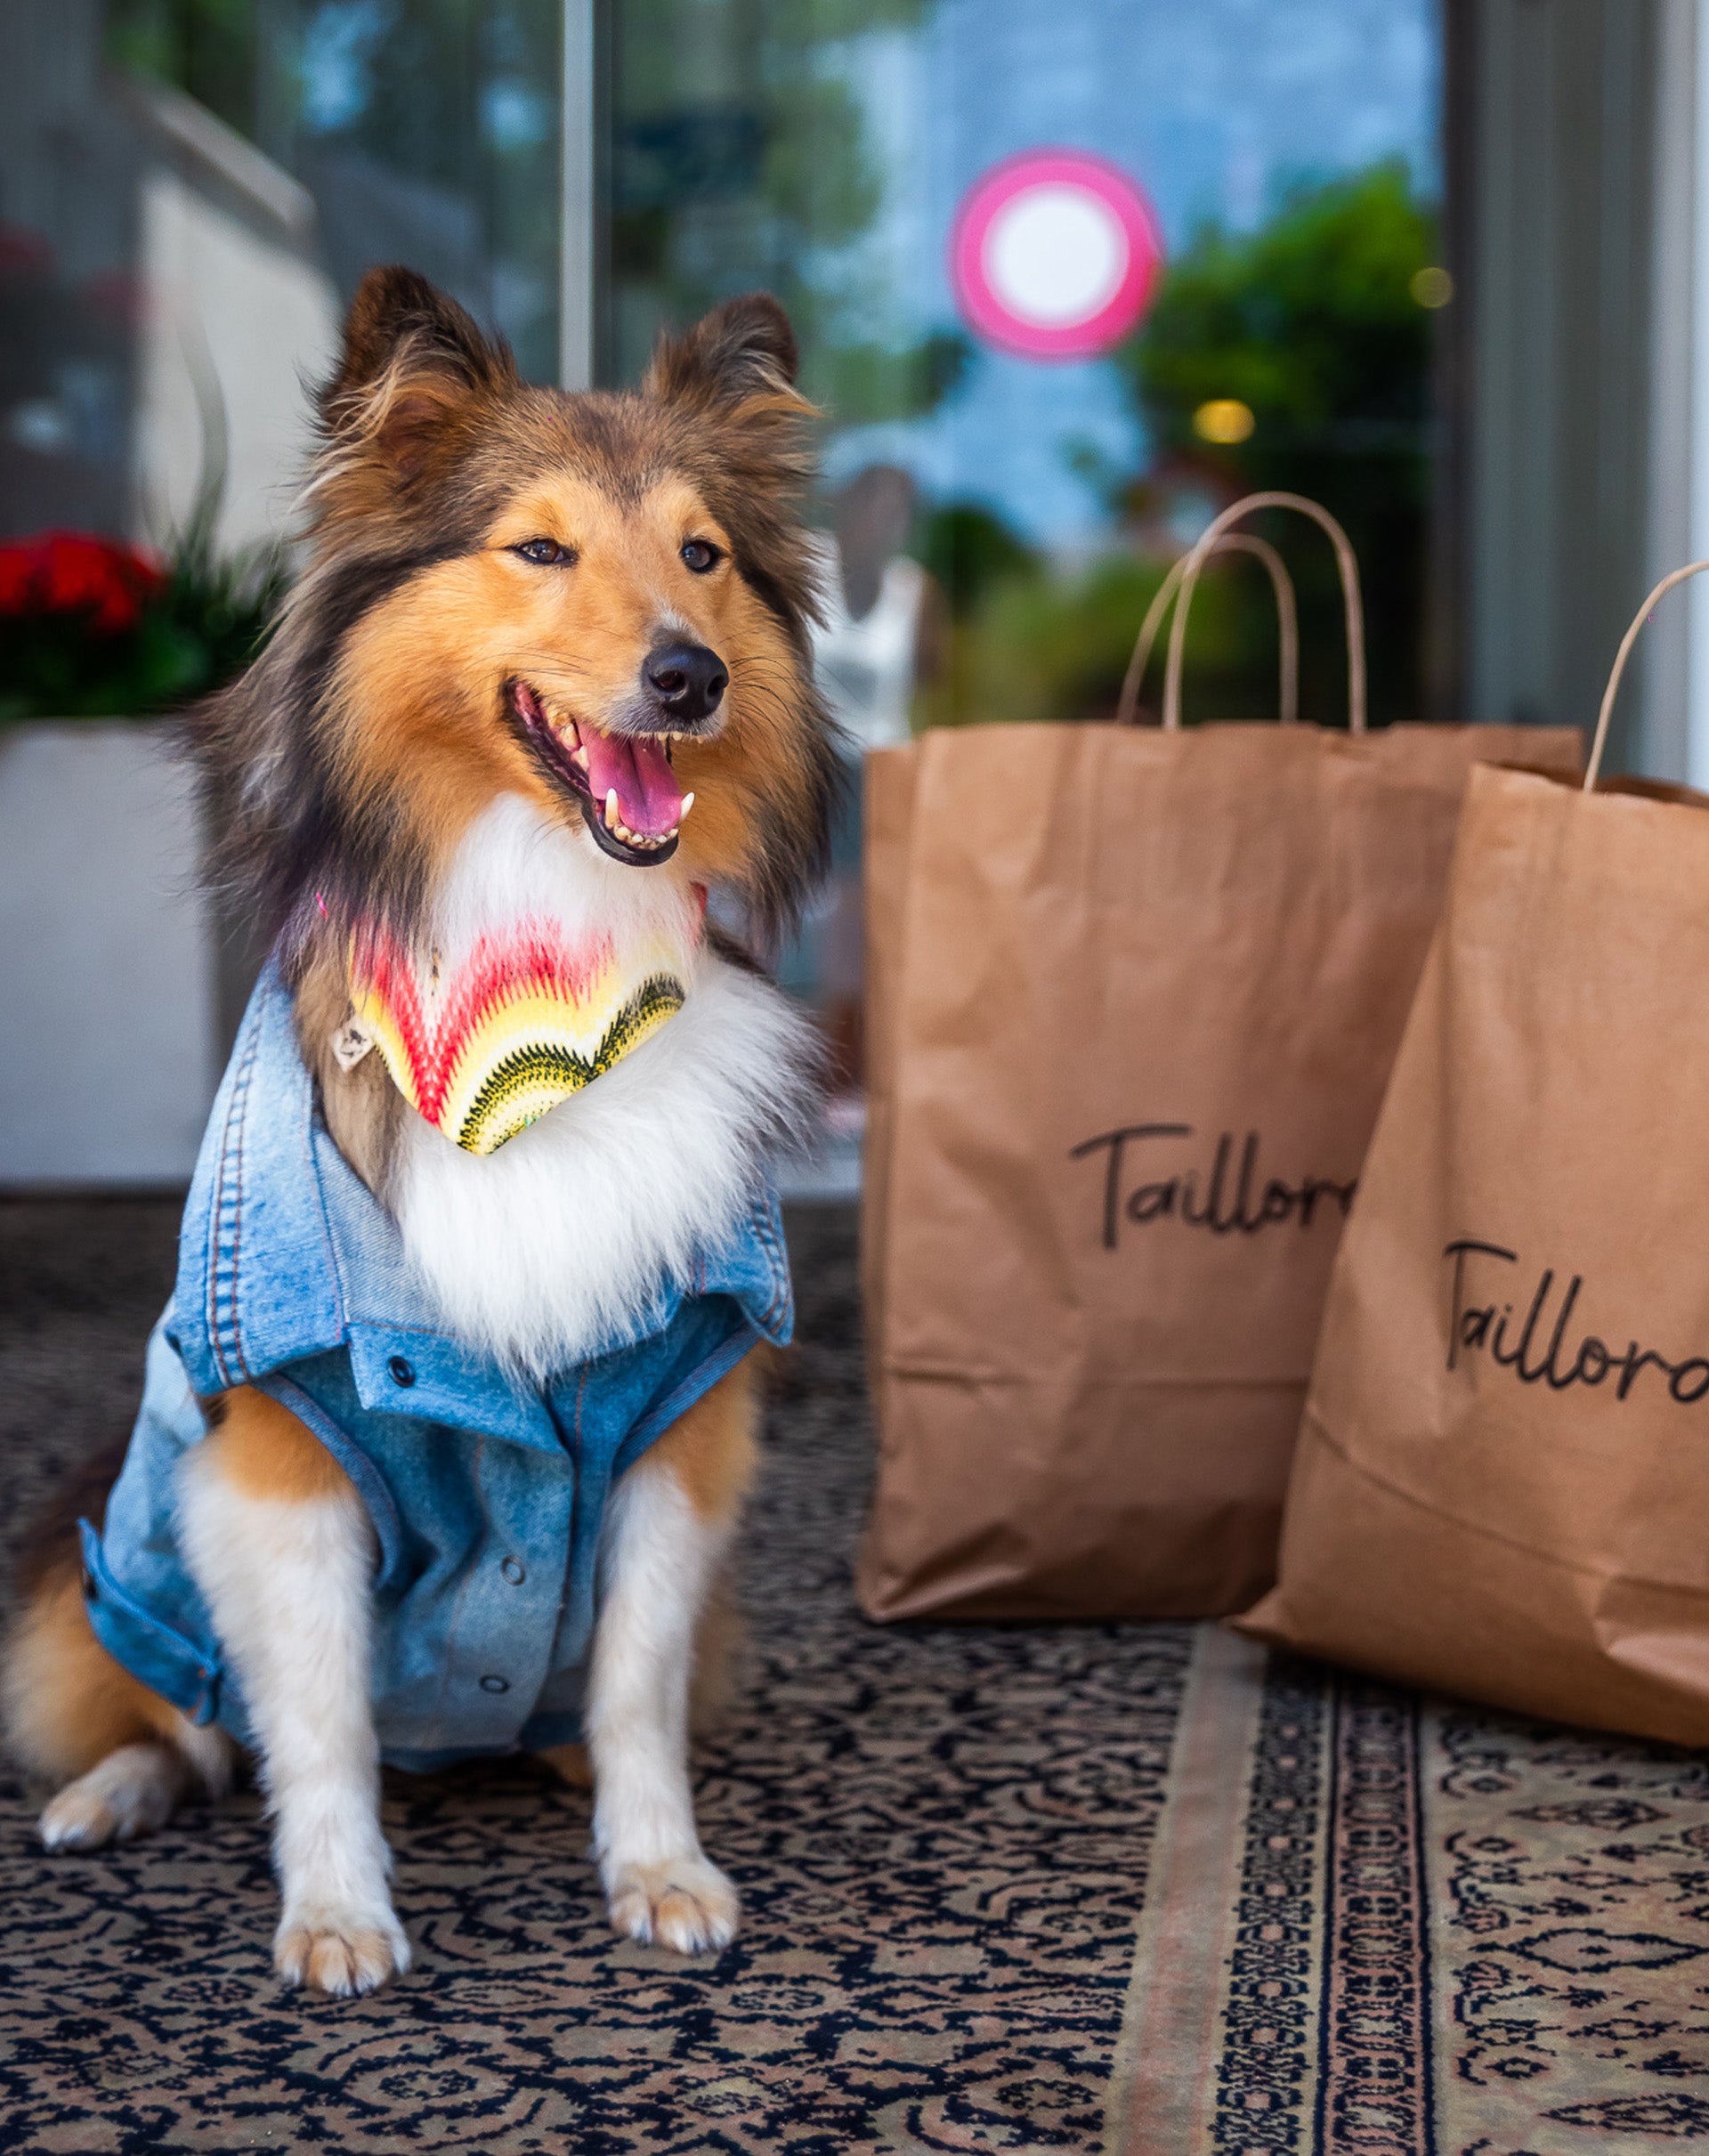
[347,909,700,1155]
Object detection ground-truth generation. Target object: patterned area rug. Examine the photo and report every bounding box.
[3,1201,1708,2154]
[0,1199,1186,2154]
[1111,1629,1709,2156]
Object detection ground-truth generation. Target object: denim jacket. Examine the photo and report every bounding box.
[80,960,793,1771]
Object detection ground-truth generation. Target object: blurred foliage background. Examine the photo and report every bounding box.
[911,542,1275,734]
[608,0,971,425]
[917,161,1438,730]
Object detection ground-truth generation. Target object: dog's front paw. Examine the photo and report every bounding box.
[40,1779,167,1851]
[605,1853,738,1954]
[38,1746,183,1851]
[275,1901,411,1997]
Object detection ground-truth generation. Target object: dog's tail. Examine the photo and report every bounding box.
[11,1433,129,1604]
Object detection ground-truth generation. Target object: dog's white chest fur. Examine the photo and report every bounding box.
[383,796,815,1377]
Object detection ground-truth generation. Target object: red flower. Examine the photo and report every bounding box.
[0,542,37,614]
[8,531,166,635]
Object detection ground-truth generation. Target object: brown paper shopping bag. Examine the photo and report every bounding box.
[859,492,1580,1624]
[1242,561,1709,1743]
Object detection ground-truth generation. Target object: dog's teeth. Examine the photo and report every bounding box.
[679,791,695,822]
[604,789,620,831]
[571,745,589,769]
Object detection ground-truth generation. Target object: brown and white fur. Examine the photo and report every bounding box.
[2,269,837,1994]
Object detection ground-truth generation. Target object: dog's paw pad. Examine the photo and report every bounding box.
[275,1906,411,1997]
[606,1855,738,1955]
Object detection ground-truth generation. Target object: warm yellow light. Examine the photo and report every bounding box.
[1411,265,1454,308]
[1192,398,1255,445]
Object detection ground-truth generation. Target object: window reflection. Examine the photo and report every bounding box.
[605,0,1441,1152]
[0,3,560,552]
[607,0,1441,727]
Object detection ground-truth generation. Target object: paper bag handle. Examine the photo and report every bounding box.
[1115,534,1299,727]
[1163,490,1367,734]
[1585,559,1709,790]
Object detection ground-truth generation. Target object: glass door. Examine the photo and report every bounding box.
[0,2,563,555]
[603,0,1445,1148]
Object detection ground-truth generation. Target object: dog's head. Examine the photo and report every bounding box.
[201,267,836,957]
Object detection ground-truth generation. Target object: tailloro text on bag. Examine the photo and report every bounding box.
[1446,1237,1709,1405]
[1070,1123,1358,1252]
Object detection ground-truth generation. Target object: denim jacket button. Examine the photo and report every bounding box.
[500,1556,526,1585]
[480,1674,509,1694]
[387,1356,417,1388]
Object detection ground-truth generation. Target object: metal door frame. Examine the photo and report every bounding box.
[560,0,598,389]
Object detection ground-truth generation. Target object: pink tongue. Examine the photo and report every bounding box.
[579,724,684,838]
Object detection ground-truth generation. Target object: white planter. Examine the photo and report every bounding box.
[0,720,218,1185]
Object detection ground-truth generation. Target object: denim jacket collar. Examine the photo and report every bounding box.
[172,959,793,1445]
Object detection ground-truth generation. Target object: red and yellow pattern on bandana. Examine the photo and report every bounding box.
[349,914,695,1155]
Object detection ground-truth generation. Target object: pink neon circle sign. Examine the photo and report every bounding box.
[952,150,1163,361]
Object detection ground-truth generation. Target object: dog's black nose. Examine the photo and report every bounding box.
[644,641,728,725]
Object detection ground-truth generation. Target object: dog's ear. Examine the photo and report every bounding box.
[318,266,516,482]
[644,294,802,411]
[644,292,817,524]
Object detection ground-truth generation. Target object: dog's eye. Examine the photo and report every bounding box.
[680,539,722,574]
[513,538,575,567]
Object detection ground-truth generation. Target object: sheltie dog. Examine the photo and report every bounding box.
[1,268,835,1995]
